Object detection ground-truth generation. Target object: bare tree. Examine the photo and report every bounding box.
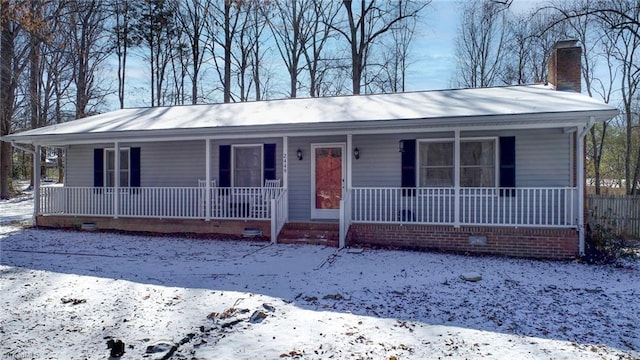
[265,0,315,98]
[208,0,241,103]
[132,0,177,107]
[0,0,26,198]
[554,0,618,195]
[174,0,210,104]
[369,0,419,93]
[69,0,111,118]
[112,0,134,109]
[333,0,428,95]
[302,0,341,97]
[453,0,509,88]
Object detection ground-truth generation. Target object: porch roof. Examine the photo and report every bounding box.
[3,85,618,145]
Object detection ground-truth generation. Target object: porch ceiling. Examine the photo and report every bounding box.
[4,85,618,146]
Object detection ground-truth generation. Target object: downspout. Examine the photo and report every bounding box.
[453,130,460,228]
[205,138,211,221]
[577,117,595,256]
[11,142,39,225]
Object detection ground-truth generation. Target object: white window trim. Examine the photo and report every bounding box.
[417,137,498,188]
[417,138,455,187]
[231,144,263,187]
[104,147,130,188]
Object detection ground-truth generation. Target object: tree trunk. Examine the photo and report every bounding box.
[0,0,14,198]
[223,1,232,103]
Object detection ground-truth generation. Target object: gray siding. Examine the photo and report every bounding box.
[350,129,572,189]
[66,138,283,188]
[514,129,571,187]
[141,141,205,186]
[66,144,101,186]
[65,128,571,223]
[352,132,451,187]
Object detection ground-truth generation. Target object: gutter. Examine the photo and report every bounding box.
[11,141,37,155]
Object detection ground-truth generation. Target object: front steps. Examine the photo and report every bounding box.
[277,222,339,247]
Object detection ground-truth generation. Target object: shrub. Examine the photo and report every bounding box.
[584,223,638,265]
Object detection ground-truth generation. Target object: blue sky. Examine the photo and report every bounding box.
[116,0,545,108]
[407,0,545,91]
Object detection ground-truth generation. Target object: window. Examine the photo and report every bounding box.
[419,141,453,186]
[418,139,496,187]
[233,145,262,187]
[105,148,130,187]
[460,140,495,187]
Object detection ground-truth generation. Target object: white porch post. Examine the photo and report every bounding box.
[205,138,211,221]
[340,134,353,249]
[283,136,288,222]
[346,134,352,190]
[454,130,460,227]
[113,141,119,219]
[33,145,41,225]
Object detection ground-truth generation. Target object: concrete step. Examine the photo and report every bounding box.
[278,222,340,247]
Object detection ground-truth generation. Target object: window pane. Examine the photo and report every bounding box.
[421,142,453,166]
[419,141,453,187]
[105,149,130,187]
[461,141,494,166]
[106,171,114,187]
[460,140,495,187]
[234,146,261,187]
[120,150,129,168]
[461,167,494,187]
[120,170,129,187]
[420,168,453,187]
[106,150,114,187]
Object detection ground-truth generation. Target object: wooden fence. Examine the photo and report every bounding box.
[587,195,640,238]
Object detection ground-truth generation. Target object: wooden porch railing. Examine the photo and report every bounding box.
[39,186,285,220]
[271,190,288,243]
[350,187,577,227]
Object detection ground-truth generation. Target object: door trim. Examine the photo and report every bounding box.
[310,143,345,220]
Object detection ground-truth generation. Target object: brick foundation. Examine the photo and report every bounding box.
[347,223,579,260]
[36,215,271,241]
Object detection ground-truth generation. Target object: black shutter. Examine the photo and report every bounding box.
[263,143,276,181]
[130,147,141,187]
[499,136,516,196]
[93,148,104,187]
[219,145,231,187]
[401,139,416,195]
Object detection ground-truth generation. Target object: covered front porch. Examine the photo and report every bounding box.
[34,183,578,249]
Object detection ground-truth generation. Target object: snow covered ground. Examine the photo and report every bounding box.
[1,198,639,359]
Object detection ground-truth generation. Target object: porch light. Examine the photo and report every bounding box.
[353,147,360,159]
[296,148,303,160]
[398,140,404,153]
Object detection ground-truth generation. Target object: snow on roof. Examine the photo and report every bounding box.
[4,85,618,144]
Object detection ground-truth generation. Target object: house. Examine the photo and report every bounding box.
[2,41,618,259]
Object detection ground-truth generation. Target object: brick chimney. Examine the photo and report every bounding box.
[547,40,582,92]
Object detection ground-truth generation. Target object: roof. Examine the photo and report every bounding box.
[3,85,618,145]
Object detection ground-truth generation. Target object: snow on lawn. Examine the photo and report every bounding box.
[0,194,34,225]
[0,211,638,359]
